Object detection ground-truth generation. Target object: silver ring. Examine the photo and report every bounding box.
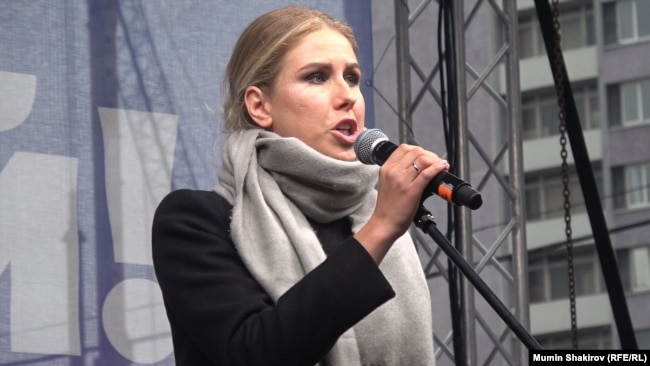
[412,163,420,173]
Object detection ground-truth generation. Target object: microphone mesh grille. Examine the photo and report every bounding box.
[354,128,388,164]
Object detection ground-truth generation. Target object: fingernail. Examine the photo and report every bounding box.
[440,159,449,167]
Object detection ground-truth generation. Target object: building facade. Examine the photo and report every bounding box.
[518,0,650,350]
[371,0,650,362]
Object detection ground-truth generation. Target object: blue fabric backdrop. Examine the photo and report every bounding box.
[0,1,374,364]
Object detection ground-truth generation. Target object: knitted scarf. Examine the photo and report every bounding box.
[214,129,435,366]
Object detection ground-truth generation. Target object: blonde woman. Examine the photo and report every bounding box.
[153,6,447,365]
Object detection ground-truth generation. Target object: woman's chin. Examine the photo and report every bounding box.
[331,150,358,162]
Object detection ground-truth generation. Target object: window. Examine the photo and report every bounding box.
[518,2,595,59]
[618,246,650,292]
[637,329,650,349]
[528,257,546,303]
[607,78,650,127]
[518,14,545,59]
[622,79,650,126]
[612,162,650,209]
[626,164,650,207]
[631,247,650,290]
[525,166,602,221]
[603,0,650,45]
[537,326,611,349]
[521,83,599,141]
[528,247,605,303]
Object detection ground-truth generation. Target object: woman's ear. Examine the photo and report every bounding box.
[244,86,273,129]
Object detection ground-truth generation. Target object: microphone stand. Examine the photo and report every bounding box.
[413,205,542,351]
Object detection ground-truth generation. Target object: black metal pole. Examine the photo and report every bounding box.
[413,206,542,351]
[533,0,638,350]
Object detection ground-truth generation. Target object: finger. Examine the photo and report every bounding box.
[410,149,447,173]
[411,161,421,175]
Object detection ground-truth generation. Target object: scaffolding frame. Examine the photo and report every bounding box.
[390,1,528,364]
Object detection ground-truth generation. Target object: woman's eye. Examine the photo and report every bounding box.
[307,73,326,83]
[345,74,360,86]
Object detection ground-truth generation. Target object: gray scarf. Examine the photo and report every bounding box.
[214,129,435,366]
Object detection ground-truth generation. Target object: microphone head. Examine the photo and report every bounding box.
[354,128,389,165]
[454,185,483,210]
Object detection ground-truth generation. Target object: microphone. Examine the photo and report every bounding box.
[355,128,483,210]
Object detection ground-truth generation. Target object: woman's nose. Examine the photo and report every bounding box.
[334,78,357,110]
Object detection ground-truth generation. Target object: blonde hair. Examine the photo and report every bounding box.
[222,6,358,132]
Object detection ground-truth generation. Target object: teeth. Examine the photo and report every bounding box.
[336,127,351,136]
[335,121,355,137]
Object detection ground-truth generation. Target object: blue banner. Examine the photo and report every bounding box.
[0,1,373,364]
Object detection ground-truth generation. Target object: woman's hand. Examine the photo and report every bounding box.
[354,144,450,264]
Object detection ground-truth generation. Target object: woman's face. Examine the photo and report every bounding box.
[253,27,365,161]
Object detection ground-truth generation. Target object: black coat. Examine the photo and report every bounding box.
[152,189,395,365]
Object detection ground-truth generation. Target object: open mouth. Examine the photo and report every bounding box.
[336,125,352,136]
[331,120,360,144]
[334,120,357,136]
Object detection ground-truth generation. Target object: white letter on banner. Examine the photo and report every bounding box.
[0,71,37,132]
[98,107,178,265]
[0,152,81,355]
[102,278,173,363]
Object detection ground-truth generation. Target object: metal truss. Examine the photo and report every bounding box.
[389,0,528,365]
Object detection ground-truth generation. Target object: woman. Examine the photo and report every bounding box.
[153,6,448,366]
